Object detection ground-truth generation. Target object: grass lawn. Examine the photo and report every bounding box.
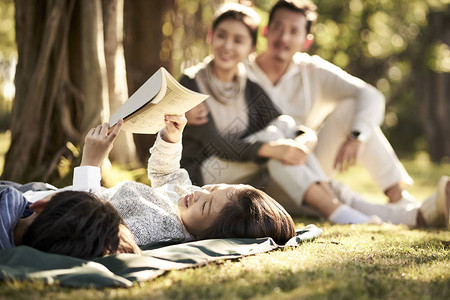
[0,132,449,299]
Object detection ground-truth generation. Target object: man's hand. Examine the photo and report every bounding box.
[80,119,123,167]
[186,102,209,125]
[258,139,309,165]
[160,114,187,143]
[333,139,362,171]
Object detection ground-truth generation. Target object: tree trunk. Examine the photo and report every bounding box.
[123,0,175,166]
[102,0,137,164]
[415,10,450,162]
[3,0,108,183]
[78,0,109,132]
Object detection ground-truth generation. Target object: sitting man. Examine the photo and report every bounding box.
[245,0,415,205]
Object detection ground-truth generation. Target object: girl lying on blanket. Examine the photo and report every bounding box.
[90,116,295,246]
[1,115,296,257]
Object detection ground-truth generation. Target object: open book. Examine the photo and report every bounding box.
[109,67,208,134]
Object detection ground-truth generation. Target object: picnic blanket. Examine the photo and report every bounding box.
[0,224,322,288]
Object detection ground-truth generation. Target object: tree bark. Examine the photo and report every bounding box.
[3,0,109,183]
[4,0,72,182]
[123,0,175,166]
[102,0,137,164]
[78,0,109,132]
[415,10,450,162]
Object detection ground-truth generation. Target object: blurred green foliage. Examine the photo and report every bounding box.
[0,0,15,59]
[306,0,449,155]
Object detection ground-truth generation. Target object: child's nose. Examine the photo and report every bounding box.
[197,190,211,201]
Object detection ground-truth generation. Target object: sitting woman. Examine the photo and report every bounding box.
[179,3,450,229]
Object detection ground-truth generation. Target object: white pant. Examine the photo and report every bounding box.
[313,99,413,191]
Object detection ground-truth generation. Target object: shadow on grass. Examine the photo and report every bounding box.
[153,259,449,300]
[150,227,450,300]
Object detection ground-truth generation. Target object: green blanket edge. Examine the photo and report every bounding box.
[0,224,322,288]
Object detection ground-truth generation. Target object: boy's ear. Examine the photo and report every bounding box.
[302,34,314,51]
[262,25,268,37]
[29,195,52,213]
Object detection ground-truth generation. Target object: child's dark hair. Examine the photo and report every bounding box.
[199,187,296,244]
[212,3,260,46]
[268,0,318,34]
[22,191,141,259]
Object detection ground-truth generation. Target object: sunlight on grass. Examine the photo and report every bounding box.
[101,163,150,187]
[335,155,450,203]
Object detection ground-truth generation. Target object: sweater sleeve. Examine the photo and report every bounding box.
[309,55,385,138]
[148,132,192,187]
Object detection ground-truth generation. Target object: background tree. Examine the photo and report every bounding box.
[123,0,176,165]
[3,0,102,183]
[102,0,138,164]
[1,0,132,183]
[413,9,450,162]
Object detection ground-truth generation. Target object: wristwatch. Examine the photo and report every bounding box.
[348,130,367,143]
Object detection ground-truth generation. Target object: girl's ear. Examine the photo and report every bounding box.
[302,34,314,51]
[207,28,213,44]
[261,25,268,37]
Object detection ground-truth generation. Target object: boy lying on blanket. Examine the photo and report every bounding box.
[1,115,296,259]
[0,188,141,259]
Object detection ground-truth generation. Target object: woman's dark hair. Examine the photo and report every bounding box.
[212,3,260,46]
[23,191,141,259]
[268,0,318,34]
[199,187,296,245]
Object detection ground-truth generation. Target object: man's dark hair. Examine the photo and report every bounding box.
[268,0,318,33]
[212,3,260,46]
[23,191,141,259]
[199,187,296,245]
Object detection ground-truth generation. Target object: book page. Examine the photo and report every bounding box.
[109,68,166,128]
[119,68,208,134]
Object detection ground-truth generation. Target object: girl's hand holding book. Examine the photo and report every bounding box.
[81,119,123,167]
[161,114,187,143]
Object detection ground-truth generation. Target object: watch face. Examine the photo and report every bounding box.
[350,131,366,142]
[351,131,361,139]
